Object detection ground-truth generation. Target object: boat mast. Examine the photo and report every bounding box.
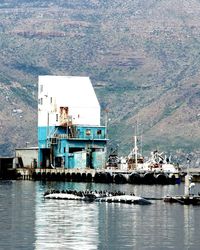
[134,120,138,169]
[134,135,138,169]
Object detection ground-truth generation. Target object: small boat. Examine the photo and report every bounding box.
[163,165,200,205]
[163,195,200,205]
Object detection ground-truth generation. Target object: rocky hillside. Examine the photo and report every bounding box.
[0,0,200,164]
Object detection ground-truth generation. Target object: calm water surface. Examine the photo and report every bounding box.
[0,180,200,250]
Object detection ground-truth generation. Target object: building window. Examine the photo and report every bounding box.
[56,114,58,122]
[50,97,52,103]
[97,129,102,135]
[40,98,43,105]
[86,129,91,135]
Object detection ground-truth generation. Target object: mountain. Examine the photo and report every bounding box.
[0,0,200,165]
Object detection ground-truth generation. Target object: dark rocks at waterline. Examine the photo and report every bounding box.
[143,173,156,185]
[32,172,91,182]
[93,172,102,183]
[155,174,169,185]
[129,173,141,184]
[86,173,93,182]
[114,174,127,184]
[140,173,177,185]
[32,171,179,185]
[169,174,177,185]
[94,172,113,183]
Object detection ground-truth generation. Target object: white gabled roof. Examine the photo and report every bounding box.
[38,75,100,108]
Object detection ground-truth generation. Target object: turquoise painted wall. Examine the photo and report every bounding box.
[38,125,107,169]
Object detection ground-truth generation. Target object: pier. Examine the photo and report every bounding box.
[179,168,200,182]
[10,167,200,184]
[11,167,181,184]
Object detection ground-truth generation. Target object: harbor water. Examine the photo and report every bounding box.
[0,181,200,250]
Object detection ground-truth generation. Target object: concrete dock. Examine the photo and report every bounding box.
[12,167,178,184]
[7,167,200,184]
[179,168,200,182]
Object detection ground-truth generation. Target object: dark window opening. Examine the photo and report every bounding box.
[55,157,62,167]
[97,129,102,135]
[69,148,84,153]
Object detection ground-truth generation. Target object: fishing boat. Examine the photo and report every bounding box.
[106,135,181,184]
[136,150,180,174]
[127,135,179,172]
[110,136,180,174]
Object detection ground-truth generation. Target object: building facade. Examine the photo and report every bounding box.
[14,147,38,168]
[38,76,107,169]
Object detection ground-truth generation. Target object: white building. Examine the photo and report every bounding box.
[38,75,100,128]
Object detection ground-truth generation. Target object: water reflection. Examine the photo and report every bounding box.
[183,205,200,249]
[34,183,200,250]
[35,198,99,250]
[1,181,200,250]
[0,181,36,250]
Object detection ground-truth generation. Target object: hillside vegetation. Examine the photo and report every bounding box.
[0,0,200,164]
